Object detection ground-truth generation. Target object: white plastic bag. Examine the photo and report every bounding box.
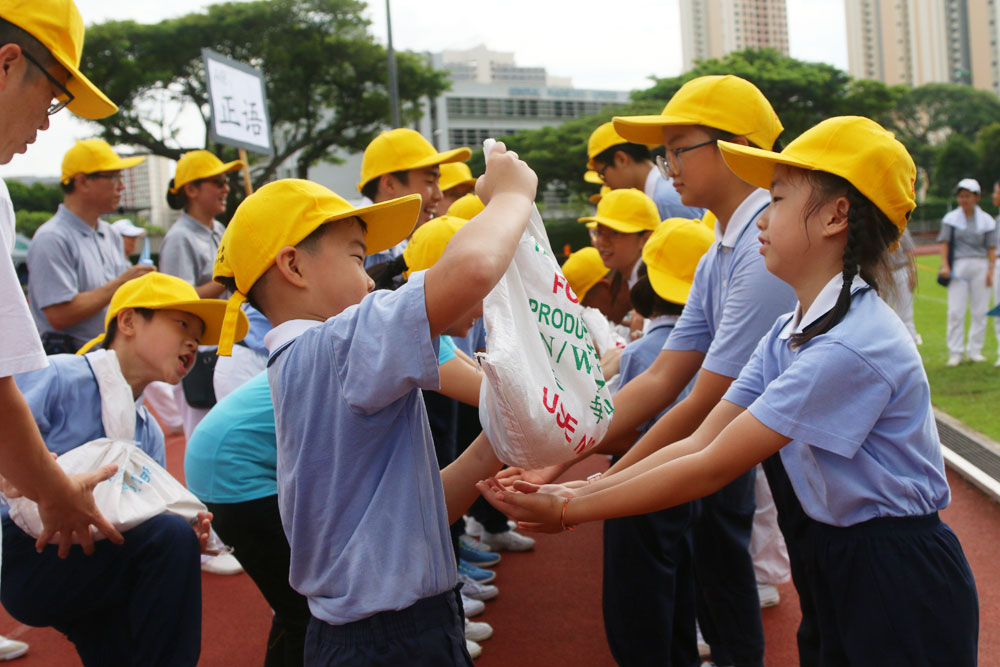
[477,139,614,469]
[7,350,220,549]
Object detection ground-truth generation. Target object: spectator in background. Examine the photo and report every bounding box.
[27,140,152,354]
[438,162,477,213]
[938,178,997,366]
[885,228,921,345]
[110,218,145,259]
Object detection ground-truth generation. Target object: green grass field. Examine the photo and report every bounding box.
[912,255,1000,441]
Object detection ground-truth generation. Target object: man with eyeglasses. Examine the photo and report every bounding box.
[586,121,703,220]
[27,139,153,354]
[0,5,141,658]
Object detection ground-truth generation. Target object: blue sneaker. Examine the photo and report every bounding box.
[458,558,496,584]
[459,540,500,568]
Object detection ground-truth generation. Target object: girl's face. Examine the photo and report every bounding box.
[957,188,979,215]
[590,224,648,275]
[758,165,838,285]
[187,175,231,218]
[128,309,203,386]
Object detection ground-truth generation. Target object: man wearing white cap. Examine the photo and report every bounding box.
[27,139,154,353]
[110,218,146,258]
[0,2,134,660]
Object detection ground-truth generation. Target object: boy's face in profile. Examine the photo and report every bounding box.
[299,217,375,318]
[660,125,721,208]
[127,309,204,385]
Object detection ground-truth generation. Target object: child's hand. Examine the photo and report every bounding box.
[476,476,565,533]
[511,480,578,499]
[193,511,213,553]
[495,463,564,487]
[476,142,537,205]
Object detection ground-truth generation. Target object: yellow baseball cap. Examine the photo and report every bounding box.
[1,0,118,120]
[579,188,660,233]
[613,75,783,150]
[587,122,633,169]
[61,139,144,184]
[589,185,611,205]
[358,129,471,192]
[76,272,247,354]
[402,215,465,280]
[718,116,916,235]
[213,179,421,355]
[447,193,486,220]
[562,247,609,302]
[642,218,714,305]
[439,162,477,193]
[170,150,244,193]
[584,170,603,184]
[701,210,717,231]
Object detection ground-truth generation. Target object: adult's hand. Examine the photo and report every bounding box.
[35,464,123,558]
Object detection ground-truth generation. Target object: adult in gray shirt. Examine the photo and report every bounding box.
[27,139,153,354]
[160,150,242,297]
[938,178,998,366]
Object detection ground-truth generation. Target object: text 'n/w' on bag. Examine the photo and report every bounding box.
[476,139,614,470]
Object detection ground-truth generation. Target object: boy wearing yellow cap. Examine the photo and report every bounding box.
[4,272,246,666]
[602,218,714,666]
[359,128,470,284]
[27,139,153,354]
[213,143,535,665]
[587,121,703,220]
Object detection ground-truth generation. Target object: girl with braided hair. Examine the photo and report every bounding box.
[477,117,979,665]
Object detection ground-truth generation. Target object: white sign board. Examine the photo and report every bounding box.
[202,48,273,156]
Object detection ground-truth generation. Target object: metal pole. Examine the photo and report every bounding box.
[386,0,401,128]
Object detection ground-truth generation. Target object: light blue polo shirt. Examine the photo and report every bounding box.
[618,317,692,434]
[664,189,797,379]
[723,276,950,527]
[159,212,225,287]
[265,271,450,625]
[27,205,130,342]
[8,355,165,519]
[185,371,276,504]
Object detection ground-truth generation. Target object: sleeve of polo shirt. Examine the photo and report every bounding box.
[987,225,998,249]
[26,231,82,310]
[662,259,712,355]
[13,363,63,442]
[158,233,198,285]
[745,340,892,458]
[701,243,793,379]
[334,270,440,414]
[722,330,771,409]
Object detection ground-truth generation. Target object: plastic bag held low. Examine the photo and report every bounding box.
[477,139,614,469]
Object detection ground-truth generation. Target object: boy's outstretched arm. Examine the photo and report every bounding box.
[424,143,537,337]
[441,432,504,525]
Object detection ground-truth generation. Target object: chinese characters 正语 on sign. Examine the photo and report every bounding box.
[202,48,273,156]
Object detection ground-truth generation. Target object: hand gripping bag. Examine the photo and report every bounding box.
[477,139,614,469]
[8,350,220,547]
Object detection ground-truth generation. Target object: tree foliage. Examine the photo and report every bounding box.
[6,180,62,216]
[635,49,901,145]
[81,0,449,190]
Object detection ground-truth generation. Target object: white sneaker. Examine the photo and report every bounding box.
[458,573,499,601]
[459,533,492,552]
[970,353,987,363]
[463,515,486,537]
[946,355,962,367]
[479,529,535,552]
[466,639,482,659]
[461,593,485,617]
[0,636,28,661]
[200,553,243,575]
[464,618,494,642]
[757,583,780,608]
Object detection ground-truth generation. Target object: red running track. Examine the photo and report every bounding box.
[0,433,995,665]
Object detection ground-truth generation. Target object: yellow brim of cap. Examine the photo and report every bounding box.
[112,155,146,170]
[613,113,702,146]
[584,170,603,184]
[646,265,693,305]
[348,194,423,256]
[60,57,118,120]
[170,160,245,193]
[578,216,654,234]
[589,193,603,204]
[717,140,810,191]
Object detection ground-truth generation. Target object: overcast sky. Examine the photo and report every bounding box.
[0,0,847,179]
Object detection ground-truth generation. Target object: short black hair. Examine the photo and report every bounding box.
[0,19,57,76]
[102,307,155,349]
[592,142,651,168]
[360,170,409,202]
[60,179,75,194]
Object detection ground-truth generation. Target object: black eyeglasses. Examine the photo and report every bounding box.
[655,139,717,178]
[595,162,612,181]
[86,172,123,183]
[21,50,73,116]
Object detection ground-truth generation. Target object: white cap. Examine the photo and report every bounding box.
[111,219,146,237]
[956,178,981,195]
